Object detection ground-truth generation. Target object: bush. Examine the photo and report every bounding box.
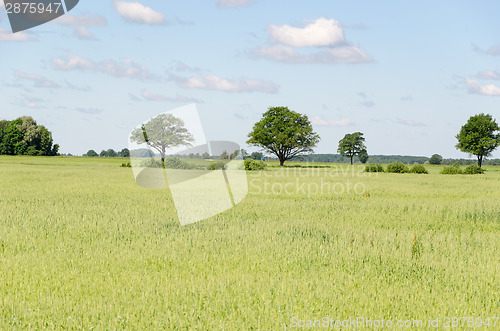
[164,157,193,169]
[409,164,428,174]
[244,159,266,171]
[365,164,384,173]
[208,161,226,170]
[386,162,409,173]
[440,165,462,174]
[121,162,131,168]
[140,158,163,168]
[463,164,485,174]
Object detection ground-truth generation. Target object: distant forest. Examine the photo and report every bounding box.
[289,154,500,166]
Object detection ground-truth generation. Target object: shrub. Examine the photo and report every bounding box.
[164,157,193,169]
[409,164,428,174]
[386,162,409,173]
[462,164,485,174]
[120,162,131,168]
[365,164,384,173]
[140,158,163,168]
[208,161,226,170]
[440,165,462,174]
[244,159,266,171]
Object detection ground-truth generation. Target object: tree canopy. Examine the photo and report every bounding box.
[429,154,443,165]
[337,132,367,165]
[247,106,320,166]
[456,113,500,167]
[130,113,195,164]
[0,116,59,156]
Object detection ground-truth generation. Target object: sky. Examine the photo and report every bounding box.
[1,0,499,159]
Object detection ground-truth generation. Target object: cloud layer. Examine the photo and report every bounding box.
[173,73,279,93]
[463,79,500,96]
[52,53,155,80]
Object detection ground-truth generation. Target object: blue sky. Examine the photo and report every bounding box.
[1,0,499,158]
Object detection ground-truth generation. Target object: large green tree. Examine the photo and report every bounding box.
[456,113,500,167]
[130,113,195,165]
[247,106,320,166]
[0,116,58,156]
[338,132,367,165]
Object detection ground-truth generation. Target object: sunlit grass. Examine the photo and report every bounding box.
[0,156,498,328]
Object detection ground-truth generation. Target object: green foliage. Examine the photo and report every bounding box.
[86,149,98,157]
[130,114,195,161]
[208,161,226,170]
[121,162,131,168]
[164,157,193,169]
[409,164,428,174]
[463,164,485,175]
[358,149,369,164]
[140,158,163,168]
[429,154,443,165]
[250,151,264,160]
[0,116,58,156]
[386,162,409,173]
[119,148,130,157]
[247,106,320,166]
[365,164,384,173]
[244,159,266,171]
[456,113,500,167]
[337,132,367,165]
[441,165,463,175]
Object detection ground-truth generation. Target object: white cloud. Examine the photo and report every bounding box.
[310,116,352,127]
[217,0,253,8]
[52,53,156,80]
[55,14,107,40]
[463,78,500,96]
[52,53,94,70]
[141,90,201,103]
[267,18,345,47]
[177,74,278,93]
[0,28,31,41]
[254,44,371,64]
[476,70,500,80]
[113,1,165,25]
[14,71,60,88]
[254,18,371,64]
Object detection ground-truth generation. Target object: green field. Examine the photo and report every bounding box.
[0,156,499,329]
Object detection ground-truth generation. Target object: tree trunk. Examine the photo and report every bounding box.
[478,154,483,168]
[279,158,285,166]
[350,155,354,165]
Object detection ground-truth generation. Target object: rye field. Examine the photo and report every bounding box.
[0,155,499,329]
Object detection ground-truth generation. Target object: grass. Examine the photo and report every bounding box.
[0,156,499,328]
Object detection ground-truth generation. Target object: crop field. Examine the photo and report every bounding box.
[0,156,499,329]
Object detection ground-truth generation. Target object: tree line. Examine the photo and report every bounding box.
[0,116,59,156]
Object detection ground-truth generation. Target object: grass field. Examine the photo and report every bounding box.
[0,156,499,329]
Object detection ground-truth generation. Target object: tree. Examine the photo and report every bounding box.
[250,151,263,160]
[247,106,320,166]
[456,113,500,167]
[130,113,195,165]
[429,154,443,165]
[358,149,369,164]
[0,116,58,156]
[337,132,367,165]
[119,148,130,157]
[86,149,98,157]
